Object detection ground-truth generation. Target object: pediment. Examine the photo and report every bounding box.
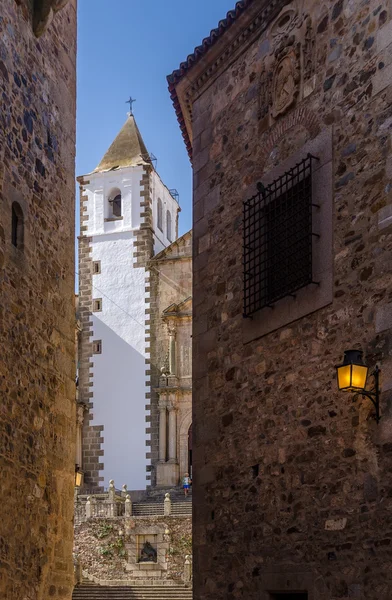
[163,296,192,318]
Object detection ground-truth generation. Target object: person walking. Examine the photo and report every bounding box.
[182,472,191,497]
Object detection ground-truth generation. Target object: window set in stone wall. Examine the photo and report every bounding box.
[243,153,319,318]
[242,129,333,342]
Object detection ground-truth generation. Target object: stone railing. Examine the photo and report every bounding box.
[75,483,191,524]
[74,479,127,525]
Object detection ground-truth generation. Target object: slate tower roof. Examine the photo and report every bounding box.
[94,114,150,173]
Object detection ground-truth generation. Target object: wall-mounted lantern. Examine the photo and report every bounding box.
[336,349,381,423]
[75,464,83,487]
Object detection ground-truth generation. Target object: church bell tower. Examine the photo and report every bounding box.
[77,109,180,491]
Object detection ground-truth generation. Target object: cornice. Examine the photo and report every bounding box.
[168,0,290,161]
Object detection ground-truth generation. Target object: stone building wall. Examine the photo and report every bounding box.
[148,232,192,487]
[74,515,192,584]
[0,1,77,599]
[170,0,392,598]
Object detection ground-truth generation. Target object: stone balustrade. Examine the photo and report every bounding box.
[74,480,191,524]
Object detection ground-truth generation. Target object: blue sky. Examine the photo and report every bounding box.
[76,0,236,239]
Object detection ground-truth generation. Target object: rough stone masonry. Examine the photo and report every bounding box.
[169,0,392,598]
[0,1,76,599]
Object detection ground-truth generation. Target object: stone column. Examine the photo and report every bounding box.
[168,327,176,375]
[168,400,177,463]
[76,404,84,468]
[159,396,167,462]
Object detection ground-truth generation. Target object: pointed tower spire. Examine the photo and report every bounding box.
[94,113,150,173]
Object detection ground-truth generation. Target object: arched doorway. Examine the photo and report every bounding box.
[188,424,192,479]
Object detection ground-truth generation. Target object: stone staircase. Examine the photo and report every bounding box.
[131,487,192,516]
[73,585,192,599]
[132,501,191,517]
[142,488,192,504]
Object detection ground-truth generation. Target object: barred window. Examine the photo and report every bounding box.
[243,154,319,318]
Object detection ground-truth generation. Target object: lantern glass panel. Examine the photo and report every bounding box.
[75,471,82,487]
[351,364,368,390]
[337,364,352,390]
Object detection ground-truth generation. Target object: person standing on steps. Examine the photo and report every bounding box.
[182,472,191,497]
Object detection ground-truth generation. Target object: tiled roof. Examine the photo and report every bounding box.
[167,0,255,160]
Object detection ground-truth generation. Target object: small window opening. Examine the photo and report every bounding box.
[93,340,102,354]
[108,188,122,218]
[93,261,101,274]
[166,210,172,242]
[112,194,122,217]
[157,198,163,232]
[11,202,24,249]
[251,464,259,479]
[93,298,102,312]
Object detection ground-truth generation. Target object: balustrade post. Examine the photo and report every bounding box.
[108,479,116,501]
[125,494,132,517]
[184,555,192,584]
[164,492,172,516]
[85,496,92,519]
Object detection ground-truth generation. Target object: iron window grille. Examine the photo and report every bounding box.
[243,153,319,318]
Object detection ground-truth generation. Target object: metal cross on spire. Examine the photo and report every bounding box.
[126,96,136,116]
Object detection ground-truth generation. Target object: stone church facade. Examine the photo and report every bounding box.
[169,0,392,598]
[0,1,77,600]
[148,232,192,487]
[77,115,192,492]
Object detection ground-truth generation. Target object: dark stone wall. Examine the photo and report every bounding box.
[0,1,76,599]
[191,1,392,599]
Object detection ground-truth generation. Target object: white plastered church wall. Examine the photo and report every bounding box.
[151,170,179,254]
[83,166,148,489]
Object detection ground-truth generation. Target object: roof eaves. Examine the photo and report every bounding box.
[167,0,255,160]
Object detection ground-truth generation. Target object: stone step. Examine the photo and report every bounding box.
[73,586,192,600]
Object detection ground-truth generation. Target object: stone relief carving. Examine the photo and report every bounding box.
[33,0,70,37]
[258,68,272,120]
[271,38,301,119]
[257,2,316,123]
[76,404,85,427]
[303,17,315,82]
[270,0,305,51]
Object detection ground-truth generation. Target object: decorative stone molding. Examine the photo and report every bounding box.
[303,17,315,88]
[269,0,305,50]
[17,0,71,37]
[259,105,321,169]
